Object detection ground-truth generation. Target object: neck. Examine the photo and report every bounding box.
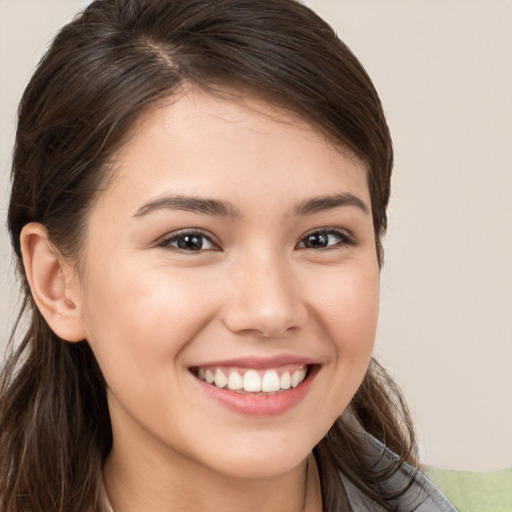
[104,450,322,512]
[103,411,322,512]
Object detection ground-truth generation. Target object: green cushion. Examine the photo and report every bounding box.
[425,466,512,512]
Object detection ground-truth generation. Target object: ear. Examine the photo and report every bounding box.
[20,223,87,342]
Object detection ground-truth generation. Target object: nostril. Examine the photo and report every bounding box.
[222,302,308,339]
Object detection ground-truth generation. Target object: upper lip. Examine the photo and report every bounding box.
[189,354,319,369]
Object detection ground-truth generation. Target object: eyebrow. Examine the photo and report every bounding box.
[134,192,369,219]
[294,193,369,216]
[134,195,242,218]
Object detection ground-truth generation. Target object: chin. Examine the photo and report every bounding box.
[195,431,317,480]
[212,454,307,480]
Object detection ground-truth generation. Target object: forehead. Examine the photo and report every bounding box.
[98,87,370,216]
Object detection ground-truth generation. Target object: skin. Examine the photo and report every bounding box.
[22,88,380,512]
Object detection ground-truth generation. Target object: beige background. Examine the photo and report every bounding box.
[1,0,511,472]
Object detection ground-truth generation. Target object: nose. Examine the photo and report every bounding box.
[222,254,308,338]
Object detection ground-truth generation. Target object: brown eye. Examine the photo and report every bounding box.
[160,231,218,252]
[303,232,329,249]
[297,230,353,250]
[176,234,204,251]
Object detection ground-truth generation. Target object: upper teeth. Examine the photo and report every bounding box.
[197,366,307,393]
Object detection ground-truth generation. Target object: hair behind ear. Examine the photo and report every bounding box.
[2,224,110,511]
[0,304,112,511]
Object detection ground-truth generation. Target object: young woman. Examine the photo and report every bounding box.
[0,1,456,510]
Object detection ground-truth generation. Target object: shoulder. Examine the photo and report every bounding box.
[340,436,458,511]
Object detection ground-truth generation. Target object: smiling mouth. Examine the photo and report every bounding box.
[190,364,310,395]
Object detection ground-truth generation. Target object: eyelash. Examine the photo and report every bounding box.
[158,228,354,253]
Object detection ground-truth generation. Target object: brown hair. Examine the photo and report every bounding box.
[1,1,416,510]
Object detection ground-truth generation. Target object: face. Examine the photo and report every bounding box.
[76,88,380,480]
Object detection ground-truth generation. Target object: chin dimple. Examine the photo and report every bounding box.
[194,365,308,394]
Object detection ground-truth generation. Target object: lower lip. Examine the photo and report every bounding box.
[192,366,318,417]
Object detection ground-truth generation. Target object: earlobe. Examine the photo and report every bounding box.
[20,223,86,342]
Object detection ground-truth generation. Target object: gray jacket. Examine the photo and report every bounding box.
[340,436,457,511]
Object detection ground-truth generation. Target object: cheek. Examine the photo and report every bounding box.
[307,261,379,397]
[309,261,380,344]
[79,266,222,433]
[338,268,379,367]
[79,259,221,385]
